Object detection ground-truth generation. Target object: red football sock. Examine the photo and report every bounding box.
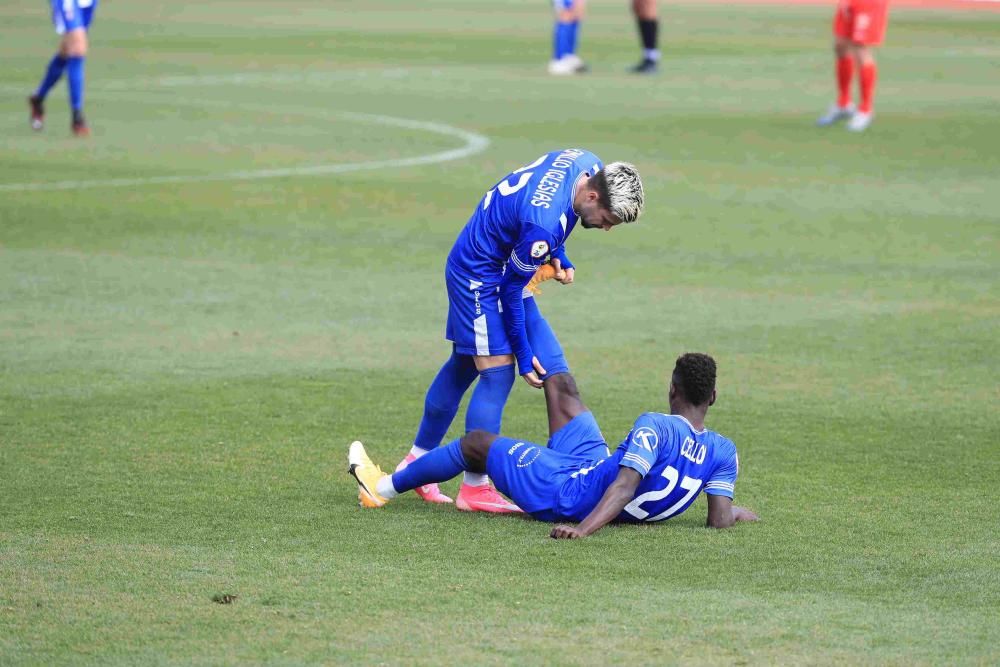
[837,55,854,108]
[859,61,877,113]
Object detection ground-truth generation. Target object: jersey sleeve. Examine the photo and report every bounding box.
[499,269,534,373]
[551,245,574,271]
[704,444,738,498]
[500,225,557,373]
[618,413,665,479]
[506,227,557,279]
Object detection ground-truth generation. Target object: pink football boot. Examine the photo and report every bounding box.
[396,454,454,504]
[456,483,523,514]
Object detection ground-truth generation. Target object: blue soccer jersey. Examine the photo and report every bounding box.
[486,411,740,525]
[444,148,603,370]
[541,412,739,523]
[52,0,97,34]
[612,413,739,523]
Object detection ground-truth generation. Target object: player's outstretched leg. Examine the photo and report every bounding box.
[348,441,389,508]
[351,435,521,513]
[542,372,589,437]
[524,296,569,381]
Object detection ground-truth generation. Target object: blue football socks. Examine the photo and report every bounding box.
[35,54,68,100]
[566,21,580,56]
[392,438,468,493]
[465,363,515,434]
[413,350,479,451]
[66,56,85,111]
[524,297,570,377]
[553,22,574,59]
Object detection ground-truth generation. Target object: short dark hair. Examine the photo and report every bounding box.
[672,353,717,406]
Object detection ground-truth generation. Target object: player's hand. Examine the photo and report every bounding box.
[551,258,574,285]
[550,524,585,539]
[733,506,760,522]
[521,357,547,388]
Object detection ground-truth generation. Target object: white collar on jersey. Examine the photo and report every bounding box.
[657,412,708,435]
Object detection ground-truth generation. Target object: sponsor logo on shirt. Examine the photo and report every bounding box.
[632,427,658,453]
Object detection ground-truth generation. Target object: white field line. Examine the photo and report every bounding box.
[1,71,489,192]
[0,69,424,96]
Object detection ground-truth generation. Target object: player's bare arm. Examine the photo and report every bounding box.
[706,494,759,529]
[550,467,642,539]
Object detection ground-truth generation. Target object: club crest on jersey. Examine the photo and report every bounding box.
[632,427,658,453]
[530,241,549,259]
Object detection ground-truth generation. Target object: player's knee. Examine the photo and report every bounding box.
[635,0,657,19]
[547,372,580,402]
[854,46,874,64]
[460,430,495,472]
[423,397,455,422]
[474,354,515,372]
[63,31,87,57]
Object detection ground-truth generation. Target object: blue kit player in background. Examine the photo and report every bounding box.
[393,149,644,514]
[29,0,98,137]
[549,0,588,76]
[351,353,759,536]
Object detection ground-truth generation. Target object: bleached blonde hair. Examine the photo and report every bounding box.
[594,161,644,223]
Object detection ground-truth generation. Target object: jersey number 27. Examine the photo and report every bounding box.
[624,465,702,522]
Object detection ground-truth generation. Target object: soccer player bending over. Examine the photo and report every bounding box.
[29,0,98,137]
[394,149,643,514]
[350,353,759,537]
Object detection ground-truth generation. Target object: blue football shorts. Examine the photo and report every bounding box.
[486,411,611,521]
[52,0,97,35]
[444,262,513,357]
[443,262,567,375]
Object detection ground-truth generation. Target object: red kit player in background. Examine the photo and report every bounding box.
[816,0,889,132]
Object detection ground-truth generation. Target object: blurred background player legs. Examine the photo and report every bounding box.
[548,0,588,76]
[816,0,887,132]
[630,0,660,74]
[29,0,97,137]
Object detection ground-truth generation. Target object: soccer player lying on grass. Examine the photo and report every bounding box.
[396,149,644,514]
[349,353,759,538]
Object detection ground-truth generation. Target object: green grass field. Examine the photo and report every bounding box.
[2,0,999,663]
